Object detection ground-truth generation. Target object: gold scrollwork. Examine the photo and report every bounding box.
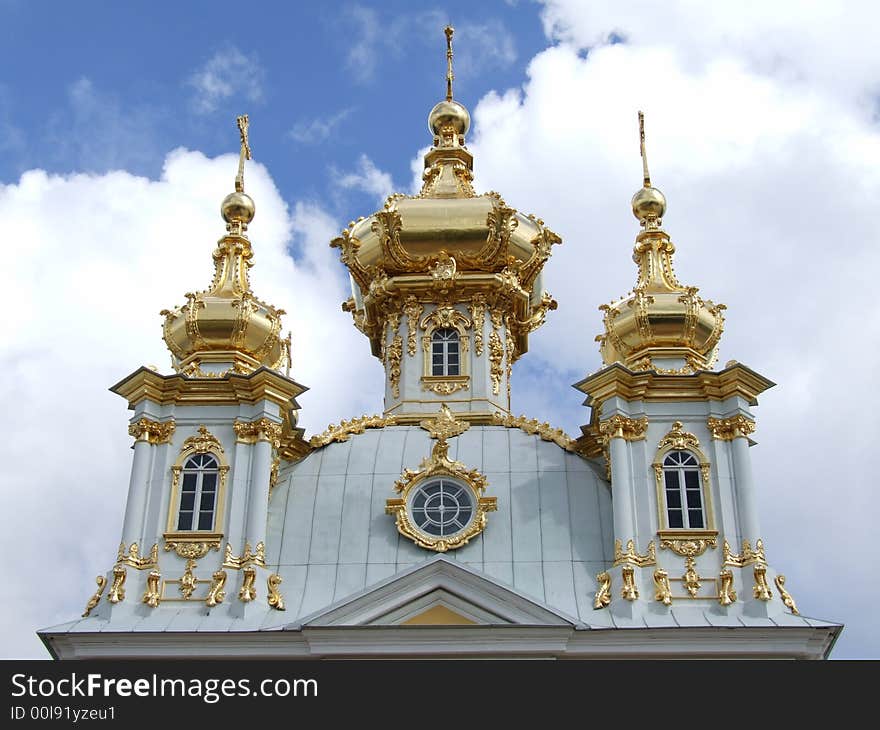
[682,556,702,598]
[309,414,396,448]
[753,563,772,601]
[223,541,266,569]
[267,574,285,611]
[419,404,470,440]
[403,296,423,357]
[81,575,107,617]
[707,414,756,441]
[179,559,198,600]
[774,574,799,615]
[234,418,282,446]
[658,532,717,558]
[469,294,486,356]
[614,539,656,567]
[421,376,469,395]
[594,571,612,609]
[657,421,700,451]
[239,566,257,602]
[128,418,175,445]
[621,565,639,601]
[653,568,672,606]
[163,536,222,560]
[490,412,574,451]
[723,538,766,567]
[488,330,504,396]
[385,437,496,552]
[206,570,228,607]
[181,425,224,455]
[142,570,161,608]
[108,565,127,604]
[598,415,648,444]
[117,542,159,570]
[719,568,737,606]
[386,334,403,398]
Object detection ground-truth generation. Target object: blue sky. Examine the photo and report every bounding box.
[2,1,878,660]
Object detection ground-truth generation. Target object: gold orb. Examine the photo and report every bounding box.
[221,191,256,224]
[631,186,666,221]
[428,100,471,137]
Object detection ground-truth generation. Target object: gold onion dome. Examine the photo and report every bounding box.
[161,115,291,378]
[597,112,726,375]
[331,26,561,359]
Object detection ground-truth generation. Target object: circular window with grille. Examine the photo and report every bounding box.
[408,477,476,538]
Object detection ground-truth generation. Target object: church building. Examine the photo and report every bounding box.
[39,28,841,660]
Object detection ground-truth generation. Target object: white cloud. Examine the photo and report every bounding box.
[188,48,265,114]
[333,153,396,205]
[289,108,353,144]
[0,150,380,657]
[447,1,879,657]
[453,21,517,80]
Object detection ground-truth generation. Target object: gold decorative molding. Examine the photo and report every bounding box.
[419,404,470,440]
[653,568,672,606]
[403,295,423,357]
[309,414,396,448]
[234,418,282,445]
[682,556,703,598]
[491,412,575,451]
[594,571,612,609]
[621,564,639,601]
[179,558,198,600]
[141,570,161,608]
[598,415,648,444]
[719,568,737,606]
[385,437,496,552]
[613,539,656,567]
[488,330,503,395]
[753,563,772,601]
[267,573,285,611]
[239,566,257,602]
[163,534,223,560]
[81,575,106,617]
[658,531,717,558]
[116,542,159,570]
[723,538,766,567]
[707,414,756,441]
[421,375,469,395]
[774,574,799,615]
[223,541,266,569]
[206,570,227,607]
[469,294,486,356]
[181,425,224,455]
[128,418,175,445]
[387,333,403,398]
[107,565,126,604]
[657,421,700,451]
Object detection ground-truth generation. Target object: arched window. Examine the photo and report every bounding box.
[431,328,460,376]
[176,453,219,531]
[662,451,704,529]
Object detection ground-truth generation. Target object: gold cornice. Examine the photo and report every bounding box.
[128,418,175,445]
[309,414,397,448]
[111,366,307,409]
[575,361,775,407]
[707,414,756,440]
[491,412,575,451]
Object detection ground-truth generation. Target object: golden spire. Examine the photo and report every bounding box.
[638,111,650,187]
[222,114,256,235]
[595,111,726,374]
[445,25,455,102]
[235,114,251,193]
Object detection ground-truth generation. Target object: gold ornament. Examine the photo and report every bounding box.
[594,571,612,610]
[267,574,286,611]
[107,565,127,604]
[613,539,656,567]
[141,570,161,608]
[179,559,198,600]
[707,414,756,441]
[419,404,470,440]
[753,564,772,601]
[621,565,639,601]
[309,414,396,448]
[774,574,799,615]
[81,576,107,618]
[653,568,672,606]
[117,542,159,570]
[239,566,257,602]
[206,570,227,608]
[719,569,737,606]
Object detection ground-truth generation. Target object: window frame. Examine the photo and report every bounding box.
[430,327,461,377]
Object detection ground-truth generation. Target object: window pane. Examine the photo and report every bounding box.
[200,489,216,512]
[666,489,681,508]
[179,491,195,511]
[447,342,458,355]
[182,473,197,490]
[177,511,193,531]
[684,470,700,490]
[688,509,704,529]
[447,362,459,375]
[664,471,680,491]
[685,487,702,510]
[668,509,684,528]
[197,511,213,530]
[432,362,443,376]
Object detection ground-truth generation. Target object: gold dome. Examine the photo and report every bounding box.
[160,115,291,378]
[596,113,726,375]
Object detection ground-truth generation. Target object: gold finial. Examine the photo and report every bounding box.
[235,114,251,193]
[638,111,651,187]
[445,25,455,101]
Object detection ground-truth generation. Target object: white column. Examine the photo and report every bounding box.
[609,435,634,544]
[120,438,152,545]
[245,437,272,551]
[731,434,761,545]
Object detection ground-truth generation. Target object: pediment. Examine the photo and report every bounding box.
[292,557,577,628]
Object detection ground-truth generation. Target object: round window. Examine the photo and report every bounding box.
[409,477,475,538]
